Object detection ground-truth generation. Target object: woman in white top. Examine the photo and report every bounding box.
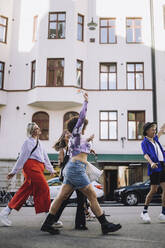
[0,122,57,231]
[141,122,165,223]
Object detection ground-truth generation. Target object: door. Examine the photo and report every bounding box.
[105,170,118,200]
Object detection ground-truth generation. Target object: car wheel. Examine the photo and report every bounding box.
[26,196,34,206]
[124,192,139,206]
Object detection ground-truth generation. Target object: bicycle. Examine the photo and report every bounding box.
[0,184,13,205]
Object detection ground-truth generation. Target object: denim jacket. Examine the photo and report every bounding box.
[141,135,165,175]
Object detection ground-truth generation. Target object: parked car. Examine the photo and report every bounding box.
[48,177,104,202]
[26,177,104,206]
[114,179,162,206]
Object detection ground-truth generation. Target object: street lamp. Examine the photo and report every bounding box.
[87,17,97,30]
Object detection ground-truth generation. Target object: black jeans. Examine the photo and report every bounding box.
[52,190,87,228]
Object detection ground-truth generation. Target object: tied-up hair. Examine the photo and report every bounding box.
[26,122,37,137]
[53,130,68,151]
[66,116,88,134]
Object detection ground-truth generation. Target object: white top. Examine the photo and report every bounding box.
[151,141,164,162]
[11,137,55,174]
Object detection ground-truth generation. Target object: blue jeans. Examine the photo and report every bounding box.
[63,160,90,189]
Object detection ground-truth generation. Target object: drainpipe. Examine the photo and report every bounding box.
[150,0,157,122]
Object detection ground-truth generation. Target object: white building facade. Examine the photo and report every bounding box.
[0,0,165,199]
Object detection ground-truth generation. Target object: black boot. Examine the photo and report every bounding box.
[97,214,122,235]
[41,214,60,235]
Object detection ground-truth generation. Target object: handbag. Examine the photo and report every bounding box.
[86,161,103,182]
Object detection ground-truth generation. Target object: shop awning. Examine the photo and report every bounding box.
[48,153,146,163]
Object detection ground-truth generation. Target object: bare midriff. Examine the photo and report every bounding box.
[71,153,88,164]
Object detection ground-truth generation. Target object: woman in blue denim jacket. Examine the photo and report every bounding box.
[41,93,122,235]
[141,122,165,223]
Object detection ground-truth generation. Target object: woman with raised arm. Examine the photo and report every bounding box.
[41,93,122,235]
[52,129,88,230]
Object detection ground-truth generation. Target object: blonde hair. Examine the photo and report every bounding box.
[27,122,37,137]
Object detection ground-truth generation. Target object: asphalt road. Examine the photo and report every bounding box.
[0,206,165,248]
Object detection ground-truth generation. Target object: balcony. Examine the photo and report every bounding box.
[0,90,7,106]
[27,86,83,110]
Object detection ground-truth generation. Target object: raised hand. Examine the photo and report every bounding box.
[160,123,165,131]
[83,92,88,102]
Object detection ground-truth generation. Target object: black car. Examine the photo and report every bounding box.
[114,179,162,206]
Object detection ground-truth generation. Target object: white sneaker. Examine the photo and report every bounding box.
[53,221,63,228]
[0,212,12,226]
[140,212,151,224]
[158,213,165,223]
[86,213,96,222]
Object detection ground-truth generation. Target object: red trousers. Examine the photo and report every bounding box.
[8,159,51,214]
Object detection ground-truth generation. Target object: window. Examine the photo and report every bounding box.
[163,6,165,29]
[0,16,8,43]
[100,63,117,90]
[127,63,144,90]
[63,111,79,129]
[76,60,83,87]
[32,15,38,42]
[0,61,5,89]
[100,111,118,140]
[77,14,84,41]
[100,18,116,44]
[128,111,145,140]
[32,112,49,140]
[31,60,36,88]
[48,12,66,39]
[126,18,142,43]
[47,59,64,86]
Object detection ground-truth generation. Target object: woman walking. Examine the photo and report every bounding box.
[41,93,122,235]
[141,122,165,223]
[0,122,57,232]
[52,130,88,230]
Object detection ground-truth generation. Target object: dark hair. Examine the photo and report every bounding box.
[143,122,157,136]
[66,116,88,133]
[53,130,68,151]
